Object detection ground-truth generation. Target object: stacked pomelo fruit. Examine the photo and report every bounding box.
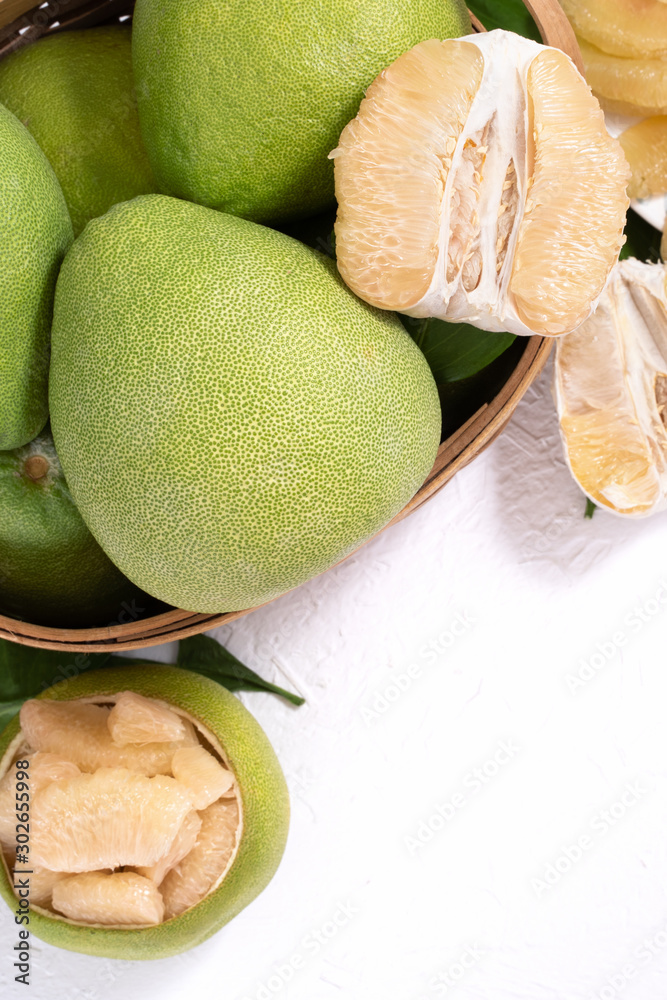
[0,666,289,957]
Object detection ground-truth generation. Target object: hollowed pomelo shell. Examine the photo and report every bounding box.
[0,664,289,958]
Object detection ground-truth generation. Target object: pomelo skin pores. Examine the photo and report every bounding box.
[0,104,72,451]
[131,0,471,222]
[49,195,441,614]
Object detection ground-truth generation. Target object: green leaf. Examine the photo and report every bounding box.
[177,634,304,706]
[0,630,304,733]
[468,0,541,40]
[402,315,516,384]
[0,641,122,732]
[620,208,662,265]
[584,497,597,519]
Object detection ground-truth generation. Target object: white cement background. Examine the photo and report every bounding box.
[4,360,667,1000]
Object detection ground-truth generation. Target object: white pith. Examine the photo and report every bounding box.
[404,32,535,335]
[554,259,667,517]
[0,695,242,929]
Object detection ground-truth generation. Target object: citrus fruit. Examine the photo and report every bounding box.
[49,194,441,614]
[160,799,240,921]
[0,104,72,451]
[558,0,667,58]
[10,863,73,909]
[132,0,471,223]
[554,259,667,517]
[171,746,235,810]
[332,30,630,338]
[577,36,667,117]
[52,872,165,926]
[32,767,195,872]
[0,26,156,237]
[619,119,667,200]
[0,664,289,957]
[20,699,198,775]
[0,428,156,628]
[0,752,79,850]
[134,810,202,886]
[107,691,189,746]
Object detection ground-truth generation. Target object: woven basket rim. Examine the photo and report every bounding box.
[0,0,580,650]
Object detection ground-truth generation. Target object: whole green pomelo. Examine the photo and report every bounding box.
[0,664,289,958]
[132,0,471,223]
[0,26,156,237]
[0,429,159,628]
[49,194,440,614]
[0,103,73,452]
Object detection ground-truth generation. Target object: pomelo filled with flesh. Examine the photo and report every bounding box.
[0,665,289,957]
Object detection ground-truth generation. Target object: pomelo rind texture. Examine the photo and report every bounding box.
[49,195,441,614]
[0,104,73,451]
[0,664,289,959]
[132,0,472,222]
[0,26,157,238]
[0,430,149,628]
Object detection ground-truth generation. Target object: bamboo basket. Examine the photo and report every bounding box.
[0,0,581,651]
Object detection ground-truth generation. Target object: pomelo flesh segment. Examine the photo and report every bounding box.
[559,0,667,58]
[332,30,629,338]
[170,746,235,811]
[20,699,198,775]
[108,691,188,746]
[554,259,667,517]
[332,38,484,311]
[577,37,667,118]
[620,119,667,200]
[509,48,630,335]
[8,858,75,908]
[52,871,164,926]
[0,752,80,849]
[161,798,240,920]
[31,767,194,872]
[134,809,202,886]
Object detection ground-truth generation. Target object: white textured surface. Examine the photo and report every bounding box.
[4,361,667,1000]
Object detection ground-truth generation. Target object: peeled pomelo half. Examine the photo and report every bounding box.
[554,259,667,516]
[332,29,630,337]
[558,0,667,59]
[0,665,289,958]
